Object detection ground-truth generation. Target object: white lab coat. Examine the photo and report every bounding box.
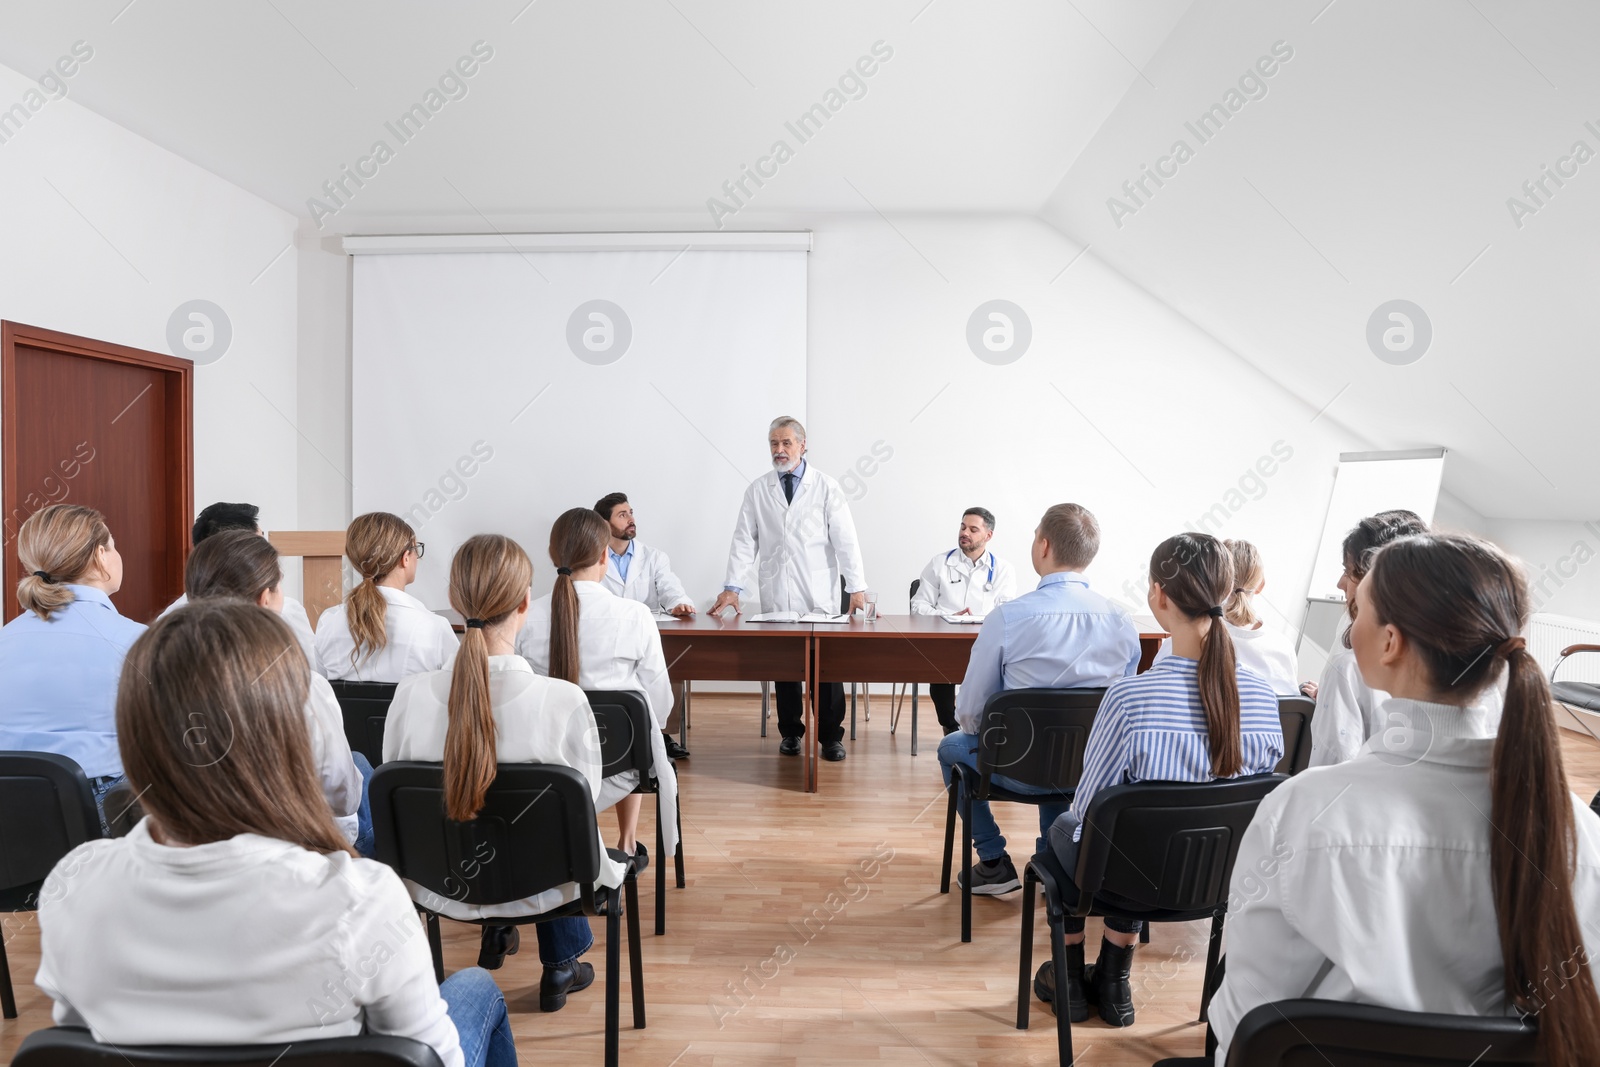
[315,586,458,683]
[1208,698,1600,1063]
[724,465,866,614]
[516,581,680,856]
[1151,622,1301,696]
[909,548,1018,616]
[602,540,694,613]
[163,592,322,676]
[305,674,364,844]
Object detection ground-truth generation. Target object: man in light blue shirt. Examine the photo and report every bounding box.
[938,503,1140,895]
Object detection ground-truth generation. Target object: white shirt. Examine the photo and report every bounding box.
[1208,698,1600,1063]
[164,593,322,677]
[909,548,1018,617]
[724,462,866,614]
[1152,621,1300,696]
[35,821,463,1067]
[602,539,694,613]
[306,674,364,844]
[1308,645,1389,766]
[382,655,626,918]
[517,581,680,854]
[315,585,458,683]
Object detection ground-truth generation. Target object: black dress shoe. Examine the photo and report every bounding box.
[540,960,596,1012]
[778,736,801,756]
[477,924,520,970]
[662,732,690,760]
[821,742,846,762]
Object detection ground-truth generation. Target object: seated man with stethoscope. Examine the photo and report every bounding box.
[909,507,1019,734]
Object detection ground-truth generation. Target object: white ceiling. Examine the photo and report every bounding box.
[1,0,1594,521]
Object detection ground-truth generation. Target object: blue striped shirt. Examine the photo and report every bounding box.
[1068,656,1284,835]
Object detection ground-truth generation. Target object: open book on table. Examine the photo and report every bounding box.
[748,611,851,623]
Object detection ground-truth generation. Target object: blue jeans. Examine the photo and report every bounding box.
[937,731,1071,863]
[89,774,123,837]
[534,916,593,966]
[351,752,376,858]
[440,967,516,1067]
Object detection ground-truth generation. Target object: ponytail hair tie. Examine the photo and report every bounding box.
[1495,635,1526,658]
[465,618,487,629]
[32,570,54,584]
[556,567,572,576]
[1206,605,1225,617]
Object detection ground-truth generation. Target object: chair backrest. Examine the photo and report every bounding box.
[585,690,655,786]
[909,578,921,601]
[1275,696,1316,775]
[0,752,101,908]
[1073,774,1286,913]
[1224,999,1539,1066]
[14,1027,445,1067]
[974,688,1105,794]
[327,680,399,766]
[369,762,601,910]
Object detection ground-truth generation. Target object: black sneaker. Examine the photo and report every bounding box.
[957,854,1020,895]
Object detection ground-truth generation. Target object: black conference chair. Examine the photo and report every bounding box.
[940,688,1105,943]
[0,751,103,1019]
[1275,695,1316,775]
[13,1027,445,1067]
[1152,998,1540,1067]
[1018,774,1287,1066]
[1550,642,1600,718]
[328,680,399,766]
[369,762,644,1067]
[587,689,685,936]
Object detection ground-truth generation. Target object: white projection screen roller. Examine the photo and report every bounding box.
[1307,448,1446,600]
[352,245,808,611]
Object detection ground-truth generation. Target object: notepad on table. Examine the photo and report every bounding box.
[941,614,987,624]
[749,611,851,623]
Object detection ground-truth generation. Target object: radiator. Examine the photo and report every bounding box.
[1530,612,1600,684]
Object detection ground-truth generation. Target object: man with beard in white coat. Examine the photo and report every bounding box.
[594,491,695,760]
[711,417,867,763]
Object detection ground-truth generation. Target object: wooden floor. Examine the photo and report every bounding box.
[5,694,1600,1066]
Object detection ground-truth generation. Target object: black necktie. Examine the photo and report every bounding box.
[782,472,795,503]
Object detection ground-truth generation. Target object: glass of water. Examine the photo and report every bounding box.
[863,591,879,621]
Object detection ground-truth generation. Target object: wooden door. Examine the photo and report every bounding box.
[2,322,192,625]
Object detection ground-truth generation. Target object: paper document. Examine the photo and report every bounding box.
[651,613,678,621]
[942,614,987,624]
[749,611,851,623]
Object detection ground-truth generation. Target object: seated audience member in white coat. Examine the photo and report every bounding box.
[1151,538,1301,695]
[384,534,615,1010]
[909,506,1019,735]
[1210,532,1600,1067]
[517,508,680,871]
[315,511,458,683]
[34,601,514,1067]
[160,501,320,674]
[183,530,367,851]
[1308,510,1429,766]
[594,491,694,759]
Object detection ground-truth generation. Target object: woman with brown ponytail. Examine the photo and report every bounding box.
[1033,533,1284,1028]
[383,534,619,1012]
[516,507,679,870]
[1210,532,1600,1066]
[315,512,458,682]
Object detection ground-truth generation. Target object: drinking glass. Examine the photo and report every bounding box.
[863,591,879,621]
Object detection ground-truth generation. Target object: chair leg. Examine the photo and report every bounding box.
[674,791,686,889]
[605,904,621,1067]
[864,686,871,722]
[940,781,958,893]
[1200,912,1225,1022]
[890,683,901,734]
[626,876,647,1030]
[1049,908,1074,1066]
[1140,924,1151,944]
[655,802,666,936]
[425,912,443,985]
[961,789,974,944]
[760,682,769,738]
[0,927,16,1020]
[678,681,690,751]
[1017,863,1036,1030]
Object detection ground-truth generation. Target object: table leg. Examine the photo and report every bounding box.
[805,634,818,793]
[911,687,919,756]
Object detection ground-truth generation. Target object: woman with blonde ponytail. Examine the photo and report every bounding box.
[0,504,143,825]
[516,508,680,872]
[315,512,457,682]
[1211,532,1600,1066]
[383,534,617,1013]
[1032,533,1284,1029]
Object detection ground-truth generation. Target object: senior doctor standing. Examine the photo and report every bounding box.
[711,416,867,763]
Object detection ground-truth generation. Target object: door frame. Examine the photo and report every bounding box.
[2,320,194,620]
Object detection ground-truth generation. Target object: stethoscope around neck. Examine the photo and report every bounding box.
[946,548,995,592]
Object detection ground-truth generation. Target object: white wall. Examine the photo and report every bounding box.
[0,57,300,586]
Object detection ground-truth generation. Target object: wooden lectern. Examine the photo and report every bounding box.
[267,531,346,629]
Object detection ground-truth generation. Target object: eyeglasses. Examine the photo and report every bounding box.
[411,541,426,559]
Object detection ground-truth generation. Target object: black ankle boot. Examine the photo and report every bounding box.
[1033,941,1089,1022]
[1087,936,1136,1027]
[476,925,520,970]
[540,960,596,1012]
